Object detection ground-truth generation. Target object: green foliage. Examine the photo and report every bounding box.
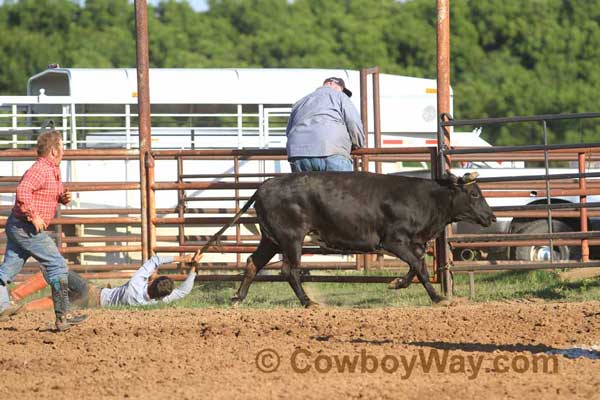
[1,0,600,145]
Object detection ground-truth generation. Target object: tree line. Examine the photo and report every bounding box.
[1,0,600,145]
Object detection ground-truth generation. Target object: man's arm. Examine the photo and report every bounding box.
[58,189,71,205]
[130,255,174,287]
[160,267,197,304]
[15,165,46,221]
[285,103,299,137]
[341,96,366,149]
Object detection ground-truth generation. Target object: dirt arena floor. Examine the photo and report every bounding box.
[1,301,599,399]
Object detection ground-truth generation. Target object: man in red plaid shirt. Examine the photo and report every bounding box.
[0,130,88,331]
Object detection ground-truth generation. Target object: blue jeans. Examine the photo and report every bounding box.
[289,155,354,172]
[0,215,67,285]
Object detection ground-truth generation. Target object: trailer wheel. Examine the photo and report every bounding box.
[514,219,580,262]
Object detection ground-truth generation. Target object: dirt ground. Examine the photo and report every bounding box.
[1,301,599,400]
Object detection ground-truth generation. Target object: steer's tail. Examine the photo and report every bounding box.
[191,192,258,263]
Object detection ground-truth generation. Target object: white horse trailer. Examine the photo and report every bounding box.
[1,67,476,207]
[0,68,487,264]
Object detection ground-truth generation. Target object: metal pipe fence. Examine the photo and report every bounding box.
[3,104,600,297]
[437,111,600,297]
[1,146,428,283]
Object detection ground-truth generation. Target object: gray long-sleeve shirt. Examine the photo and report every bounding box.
[100,255,196,307]
[286,86,365,159]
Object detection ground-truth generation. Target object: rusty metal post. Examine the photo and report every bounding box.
[436,0,453,297]
[371,67,383,265]
[147,153,156,256]
[360,69,369,148]
[177,155,185,269]
[429,147,440,283]
[372,67,382,174]
[579,152,590,261]
[362,154,370,271]
[437,0,452,165]
[234,156,241,268]
[135,0,152,259]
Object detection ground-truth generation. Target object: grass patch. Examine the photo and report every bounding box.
[11,269,600,311]
[108,269,600,311]
[455,270,600,302]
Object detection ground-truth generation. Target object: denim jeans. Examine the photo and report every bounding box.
[289,155,354,172]
[0,215,68,285]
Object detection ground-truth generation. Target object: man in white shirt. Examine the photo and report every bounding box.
[1,255,197,316]
[96,255,196,307]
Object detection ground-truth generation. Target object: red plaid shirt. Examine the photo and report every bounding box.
[13,157,63,226]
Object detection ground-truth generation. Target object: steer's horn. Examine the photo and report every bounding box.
[463,172,479,184]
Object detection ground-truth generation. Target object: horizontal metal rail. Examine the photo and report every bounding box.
[440,112,600,128]
[0,217,140,226]
[450,231,600,243]
[154,245,392,255]
[491,202,600,212]
[476,172,600,183]
[13,261,403,274]
[14,273,400,283]
[451,260,600,272]
[452,239,600,248]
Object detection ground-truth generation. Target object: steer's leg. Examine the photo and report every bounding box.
[281,243,317,308]
[231,237,278,304]
[414,258,446,303]
[383,241,444,303]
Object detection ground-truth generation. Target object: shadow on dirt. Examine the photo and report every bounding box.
[408,341,600,359]
[408,341,557,353]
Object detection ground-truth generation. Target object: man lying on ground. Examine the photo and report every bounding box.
[1,255,197,317]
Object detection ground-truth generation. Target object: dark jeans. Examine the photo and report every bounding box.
[0,215,68,285]
[289,155,353,172]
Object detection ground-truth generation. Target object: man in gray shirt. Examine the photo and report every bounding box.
[286,77,366,172]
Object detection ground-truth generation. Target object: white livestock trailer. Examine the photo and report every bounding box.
[2,67,492,206]
[0,68,490,265]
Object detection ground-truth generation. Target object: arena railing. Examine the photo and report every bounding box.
[437,112,600,298]
[0,146,443,284]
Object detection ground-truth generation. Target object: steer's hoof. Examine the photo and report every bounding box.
[304,300,320,309]
[432,296,450,306]
[388,278,404,290]
[230,295,243,307]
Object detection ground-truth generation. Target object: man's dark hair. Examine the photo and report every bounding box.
[147,276,174,299]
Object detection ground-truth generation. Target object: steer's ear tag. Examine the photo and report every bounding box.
[462,172,479,185]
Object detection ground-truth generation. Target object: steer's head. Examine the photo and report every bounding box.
[447,172,496,227]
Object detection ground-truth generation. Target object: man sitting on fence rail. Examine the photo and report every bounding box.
[0,255,198,316]
[286,77,365,172]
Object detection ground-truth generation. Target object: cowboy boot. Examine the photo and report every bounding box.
[50,275,89,332]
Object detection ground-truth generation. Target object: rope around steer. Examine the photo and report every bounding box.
[190,192,258,265]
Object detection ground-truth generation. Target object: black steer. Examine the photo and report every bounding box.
[205,171,495,307]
